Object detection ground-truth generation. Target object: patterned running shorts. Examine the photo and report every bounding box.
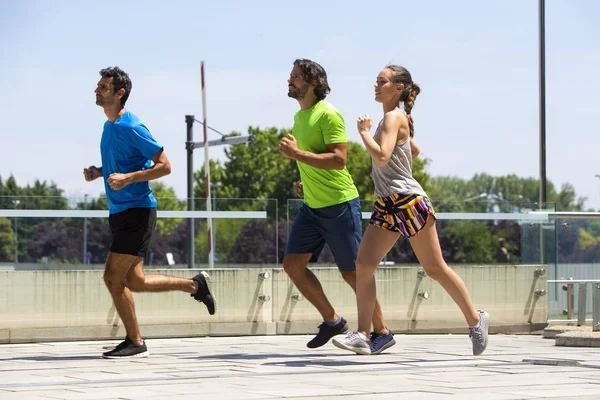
[370,193,436,238]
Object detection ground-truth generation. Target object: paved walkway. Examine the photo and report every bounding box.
[1,334,599,399]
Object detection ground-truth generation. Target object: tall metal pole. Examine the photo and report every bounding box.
[185,116,253,268]
[13,199,19,264]
[201,61,214,269]
[539,0,547,207]
[538,0,547,265]
[212,183,217,263]
[83,194,88,264]
[186,115,195,269]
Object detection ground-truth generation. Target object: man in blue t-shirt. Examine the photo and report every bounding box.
[84,66,216,359]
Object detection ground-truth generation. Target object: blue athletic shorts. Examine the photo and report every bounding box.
[284,197,362,271]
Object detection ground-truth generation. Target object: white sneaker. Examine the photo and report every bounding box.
[332,331,371,355]
[469,310,490,356]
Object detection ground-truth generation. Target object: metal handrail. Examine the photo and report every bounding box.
[546,279,600,331]
[531,211,600,219]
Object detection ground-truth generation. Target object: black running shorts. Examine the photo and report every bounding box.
[108,208,157,257]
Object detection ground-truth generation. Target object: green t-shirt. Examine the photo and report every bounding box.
[292,101,359,208]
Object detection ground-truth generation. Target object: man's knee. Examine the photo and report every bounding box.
[103,271,126,292]
[282,255,309,277]
[340,270,356,288]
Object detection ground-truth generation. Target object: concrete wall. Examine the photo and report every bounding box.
[0,265,548,343]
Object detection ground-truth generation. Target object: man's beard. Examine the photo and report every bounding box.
[288,83,309,99]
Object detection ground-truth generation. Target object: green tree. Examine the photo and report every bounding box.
[193,127,298,223]
[151,182,186,236]
[347,141,374,201]
[413,157,433,194]
[0,218,16,262]
[223,127,297,214]
[430,173,586,212]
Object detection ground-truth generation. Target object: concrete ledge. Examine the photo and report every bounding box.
[8,323,281,343]
[555,331,600,347]
[0,266,549,343]
[0,329,8,344]
[276,321,319,335]
[209,322,277,336]
[9,326,125,343]
[9,324,209,343]
[543,325,590,339]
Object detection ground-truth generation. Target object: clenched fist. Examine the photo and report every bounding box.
[279,134,299,160]
[83,166,102,182]
[107,173,130,191]
[293,181,304,198]
[357,114,373,136]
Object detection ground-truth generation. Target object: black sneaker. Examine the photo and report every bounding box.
[191,271,216,315]
[307,317,349,348]
[102,338,148,359]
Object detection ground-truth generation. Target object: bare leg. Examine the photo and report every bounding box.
[126,261,196,294]
[355,225,401,337]
[409,218,480,326]
[283,253,338,321]
[103,252,144,344]
[341,270,388,334]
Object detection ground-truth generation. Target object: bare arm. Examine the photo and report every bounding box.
[293,142,347,170]
[107,149,171,190]
[279,134,347,170]
[127,149,171,182]
[358,112,407,167]
[410,138,420,159]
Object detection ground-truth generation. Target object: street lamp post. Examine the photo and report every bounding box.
[539,0,547,207]
[539,0,548,265]
[185,115,254,269]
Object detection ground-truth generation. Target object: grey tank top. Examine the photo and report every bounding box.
[371,117,427,198]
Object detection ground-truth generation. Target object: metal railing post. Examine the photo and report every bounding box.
[593,283,600,332]
[577,283,587,326]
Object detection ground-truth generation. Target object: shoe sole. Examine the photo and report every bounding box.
[201,271,217,315]
[371,338,396,355]
[332,338,371,355]
[102,351,149,359]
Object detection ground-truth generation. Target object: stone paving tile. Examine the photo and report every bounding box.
[1,334,600,399]
[499,384,600,398]
[0,391,53,400]
[281,393,450,400]
[541,397,599,400]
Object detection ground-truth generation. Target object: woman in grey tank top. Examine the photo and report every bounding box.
[332,65,490,357]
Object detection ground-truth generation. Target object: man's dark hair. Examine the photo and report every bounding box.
[293,59,331,100]
[99,66,132,106]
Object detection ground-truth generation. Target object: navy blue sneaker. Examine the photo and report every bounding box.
[307,317,349,348]
[370,330,396,355]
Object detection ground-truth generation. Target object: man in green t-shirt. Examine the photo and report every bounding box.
[278,59,390,350]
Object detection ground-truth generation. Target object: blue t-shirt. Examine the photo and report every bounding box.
[100,111,163,214]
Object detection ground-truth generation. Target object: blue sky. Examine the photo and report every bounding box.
[1,0,599,209]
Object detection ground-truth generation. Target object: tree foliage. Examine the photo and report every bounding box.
[0,128,596,266]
